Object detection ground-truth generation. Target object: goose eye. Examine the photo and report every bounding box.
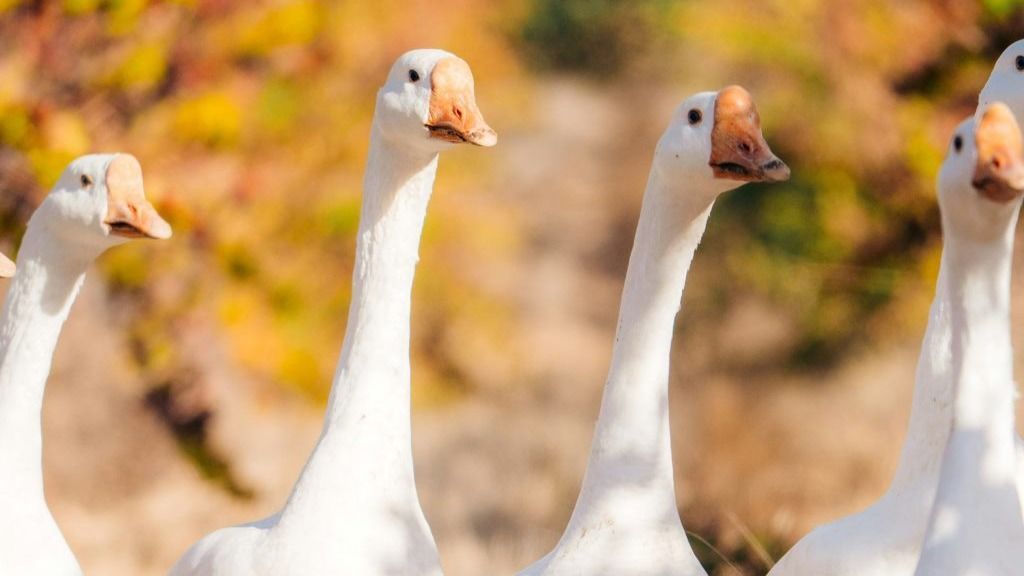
[1016,55,1024,71]
[953,135,963,153]
[687,109,702,125]
[80,174,93,187]
[408,69,420,82]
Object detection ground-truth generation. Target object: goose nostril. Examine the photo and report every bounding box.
[739,141,752,154]
[453,106,463,120]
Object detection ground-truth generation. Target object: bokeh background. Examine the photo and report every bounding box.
[3,0,1024,574]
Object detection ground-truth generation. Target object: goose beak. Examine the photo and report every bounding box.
[0,253,14,278]
[104,154,173,240]
[973,102,1024,203]
[709,85,789,183]
[425,56,497,147]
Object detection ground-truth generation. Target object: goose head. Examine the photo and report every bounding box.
[979,39,1024,119]
[654,85,789,197]
[939,102,1024,242]
[30,153,171,254]
[374,48,497,152]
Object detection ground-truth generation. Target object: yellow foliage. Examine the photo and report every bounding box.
[106,0,149,35]
[901,99,944,189]
[63,0,100,15]
[174,91,243,148]
[0,104,30,147]
[41,111,91,156]
[27,110,90,186]
[109,42,168,91]
[816,171,870,250]
[5,0,1012,407]
[102,244,152,289]
[233,0,321,57]
[257,80,299,136]
[277,345,325,402]
[218,286,258,327]
[27,148,76,188]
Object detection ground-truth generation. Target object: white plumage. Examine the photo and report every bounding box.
[769,45,1024,576]
[168,48,495,576]
[518,86,789,576]
[913,103,1024,575]
[0,153,170,575]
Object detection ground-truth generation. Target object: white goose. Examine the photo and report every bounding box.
[518,86,789,576]
[0,153,171,575]
[769,45,1024,576]
[913,102,1024,574]
[970,38,1024,499]
[168,49,496,576]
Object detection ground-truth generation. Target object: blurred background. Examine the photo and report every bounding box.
[2,0,1024,574]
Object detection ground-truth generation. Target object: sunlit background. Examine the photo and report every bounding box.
[3,0,1024,574]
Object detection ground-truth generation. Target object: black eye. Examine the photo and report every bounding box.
[688,109,702,125]
[953,135,963,153]
[80,174,93,187]
[1016,55,1024,71]
[409,69,420,82]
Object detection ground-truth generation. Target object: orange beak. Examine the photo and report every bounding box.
[103,154,172,240]
[0,253,14,278]
[709,85,789,183]
[973,102,1024,204]
[426,57,497,147]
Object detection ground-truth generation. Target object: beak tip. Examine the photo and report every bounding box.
[762,159,791,183]
[147,217,173,240]
[470,129,498,147]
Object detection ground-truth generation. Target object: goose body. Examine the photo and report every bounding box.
[913,103,1024,575]
[518,86,789,576]
[168,49,496,576]
[0,153,170,575]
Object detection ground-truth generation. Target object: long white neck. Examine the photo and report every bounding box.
[887,256,953,496]
[0,221,92,501]
[941,221,1018,486]
[915,213,1024,572]
[888,212,1021,503]
[563,166,717,531]
[326,128,437,429]
[279,124,439,523]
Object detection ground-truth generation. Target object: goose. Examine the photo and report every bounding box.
[768,44,1024,576]
[972,38,1024,497]
[912,102,1024,574]
[518,86,789,576]
[168,49,496,576]
[0,153,171,575]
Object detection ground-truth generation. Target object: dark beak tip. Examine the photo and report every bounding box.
[469,129,498,147]
[763,159,791,182]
